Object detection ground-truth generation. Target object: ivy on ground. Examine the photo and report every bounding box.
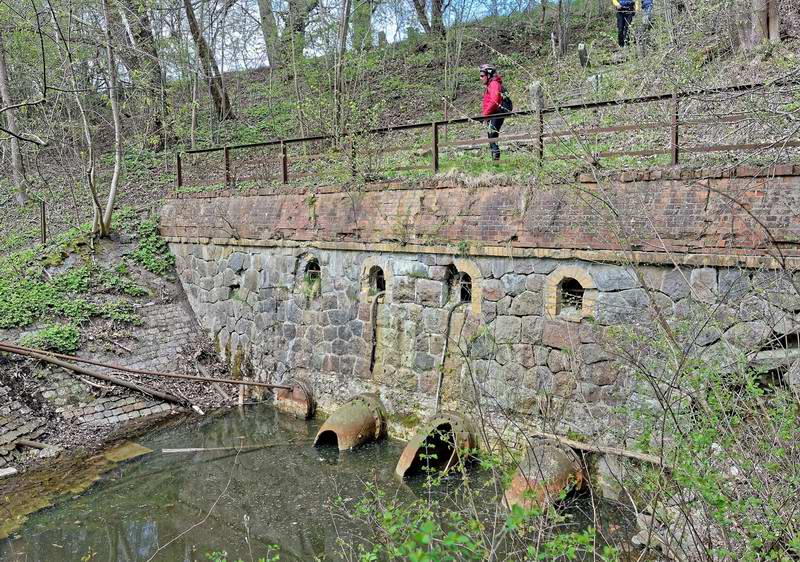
[130,216,175,275]
[0,232,148,331]
[20,323,81,353]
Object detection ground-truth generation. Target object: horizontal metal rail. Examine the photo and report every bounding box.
[175,79,799,188]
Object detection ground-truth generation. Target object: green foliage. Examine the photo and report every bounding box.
[130,216,175,275]
[301,272,321,300]
[0,234,146,330]
[19,323,81,353]
[205,548,280,562]
[340,478,620,562]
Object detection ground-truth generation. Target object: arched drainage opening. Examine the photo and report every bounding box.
[395,413,477,479]
[404,423,456,476]
[313,393,387,451]
[314,430,339,449]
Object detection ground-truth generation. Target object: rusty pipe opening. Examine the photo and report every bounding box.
[274,378,316,419]
[395,413,477,479]
[313,393,387,451]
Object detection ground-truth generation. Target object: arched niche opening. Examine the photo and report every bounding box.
[557,277,584,317]
[301,257,321,299]
[444,263,476,307]
[369,265,386,295]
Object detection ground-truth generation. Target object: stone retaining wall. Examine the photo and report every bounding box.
[162,166,800,446]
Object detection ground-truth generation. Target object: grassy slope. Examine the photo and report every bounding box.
[0,8,797,251]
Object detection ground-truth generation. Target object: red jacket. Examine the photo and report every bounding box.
[482,75,504,117]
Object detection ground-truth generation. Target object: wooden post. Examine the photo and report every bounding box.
[670,93,679,166]
[176,152,183,188]
[530,81,544,164]
[281,141,289,184]
[39,200,46,245]
[350,135,357,178]
[431,122,439,174]
[443,98,448,141]
[223,146,231,188]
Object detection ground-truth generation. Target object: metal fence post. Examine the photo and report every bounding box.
[431,122,440,173]
[176,152,183,188]
[671,93,680,166]
[39,200,46,245]
[223,146,231,188]
[281,141,289,184]
[530,81,544,164]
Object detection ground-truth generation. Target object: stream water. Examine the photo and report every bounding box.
[0,404,639,561]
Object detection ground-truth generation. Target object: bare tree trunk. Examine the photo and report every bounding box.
[282,0,319,67]
[48,8,104,236]
[257,0,282,67]
[352,0,376,51]
[118,0,170,148]
[0,31,28,205]
[410,0,432,34]
[102,0,122,235]
[334,0,353,134]
[183,0,234,120]
[431,0,446,36]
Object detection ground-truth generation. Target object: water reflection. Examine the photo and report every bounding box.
[0,405,639,561]
[0,404,407,562]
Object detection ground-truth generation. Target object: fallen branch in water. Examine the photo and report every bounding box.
[161,440,311,454]
[530,430,670,469]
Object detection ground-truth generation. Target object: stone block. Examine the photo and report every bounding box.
[586,361,617,386]
[416,279,445,307]
[718,269,751,302]
[547,349,571,373]
[589,265,640,291]
[520,316,543,344]
[661,267,690,300]
[421,308,447,334]
[392,276,415,302]
[496,296,512,315]
[690,267,717,304]
[414,352,435,371]
[482,301,498,324]
[524,274,546,292]
[534,345,549,365]
[578,343,608,365]
[510,291,542,316]
[594,289,650,325]
[494,316,521,342]
[501,274,527,296]
[514,344,536,368]
[469,332,496,359]
[228,252,246,273]
[541,319,579,350]
[482,279,504,302]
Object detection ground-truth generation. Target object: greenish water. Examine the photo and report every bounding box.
[0,404,640,561]
[0,404,407,561]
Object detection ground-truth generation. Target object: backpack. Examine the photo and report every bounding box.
[500,85,513,113]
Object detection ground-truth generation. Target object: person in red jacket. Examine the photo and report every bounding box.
[480,63,506,161]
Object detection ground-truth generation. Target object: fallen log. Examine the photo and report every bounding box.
[0,341,290,390]
[0,343,189,408]
[529,431,669,469]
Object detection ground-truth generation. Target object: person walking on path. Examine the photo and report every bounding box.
[613,0,641,47]
[480,64,510,161]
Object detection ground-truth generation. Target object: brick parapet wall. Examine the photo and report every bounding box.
[162,164,800,266]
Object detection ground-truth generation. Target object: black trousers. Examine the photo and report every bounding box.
[487,117,504,160]
[616,8,635,47]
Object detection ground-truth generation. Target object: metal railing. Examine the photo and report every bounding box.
[175,80,800,190]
